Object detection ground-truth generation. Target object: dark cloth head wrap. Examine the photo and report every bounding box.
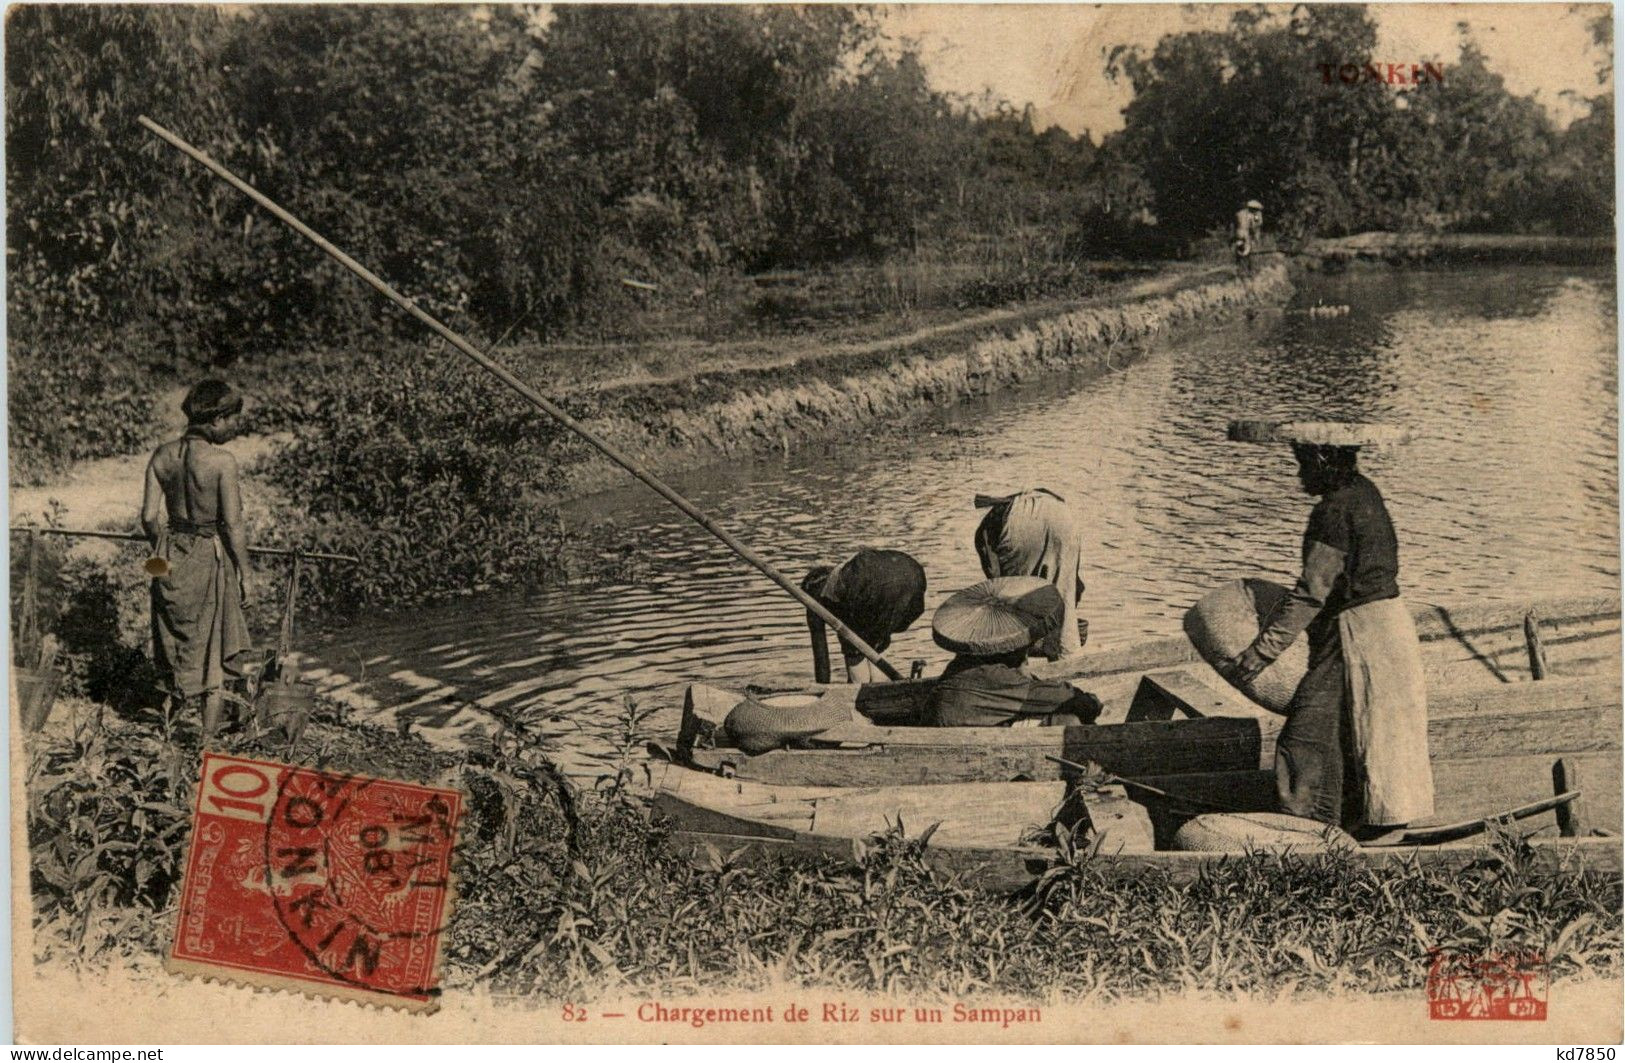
[182,379,243,424]
[803,548,926,651]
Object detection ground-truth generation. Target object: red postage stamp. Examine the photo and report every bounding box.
[167,752,462,1011]
[1426,949,1548,1021]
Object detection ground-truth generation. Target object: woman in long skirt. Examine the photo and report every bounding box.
[1223,426,1434,831]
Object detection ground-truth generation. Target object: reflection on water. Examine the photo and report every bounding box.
[306,266,1619,765]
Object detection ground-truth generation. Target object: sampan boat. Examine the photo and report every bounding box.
[672,595,1621,814]
[652,594,1621,886]
[650,760,1621,891]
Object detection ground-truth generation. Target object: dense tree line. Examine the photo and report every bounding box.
[6,4,1111,368]
[6,4,1611,408]
[1106,5,1613,241]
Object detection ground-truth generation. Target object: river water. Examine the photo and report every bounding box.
[306,265,1619,766]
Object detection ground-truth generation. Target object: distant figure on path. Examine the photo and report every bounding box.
[142,379,253,739]
[1221,423,1434,832]
[1234,199,1264,270]
[973,488,1085,659]
[927,577,1101,727]
[801,547,926,683]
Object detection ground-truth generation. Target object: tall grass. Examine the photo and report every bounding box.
[31,691,1615,1002]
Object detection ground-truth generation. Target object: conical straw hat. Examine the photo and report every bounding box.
[1227,419,1415,447]
[932,576,1062,655]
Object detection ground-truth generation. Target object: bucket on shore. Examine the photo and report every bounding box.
[1183,579,1309,714]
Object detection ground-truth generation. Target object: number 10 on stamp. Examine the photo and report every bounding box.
[168,752,463,1012]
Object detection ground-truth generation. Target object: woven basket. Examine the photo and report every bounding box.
[725,693,853,755]
[1182,579,1308,714]
[1171,812,1358,853]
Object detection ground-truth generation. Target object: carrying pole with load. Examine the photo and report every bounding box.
[11,526,359,564]
[136,115,904,682]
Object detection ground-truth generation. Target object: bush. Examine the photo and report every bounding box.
[259,350,584,613]
[7,342,167,482]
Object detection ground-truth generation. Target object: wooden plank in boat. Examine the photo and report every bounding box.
[653,762,1071,848]
[1128,669,1238,720]
[1430,751,1623,831]
[1133,753,1624,833]
[1410,595,1621,642]
[804,780,1069,849]
[652,765,1160,851]
[1427,673,1621,721]
[689,716,1265,785]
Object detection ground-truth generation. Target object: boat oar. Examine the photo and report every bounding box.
[137,115,904,682]
[1360,791,1582,848]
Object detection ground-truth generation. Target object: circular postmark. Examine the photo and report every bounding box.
[263,765,457,999]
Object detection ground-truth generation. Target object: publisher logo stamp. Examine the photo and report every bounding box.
[1426,949,1547,1020]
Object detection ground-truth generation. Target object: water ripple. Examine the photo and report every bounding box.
[309,266,1619,758]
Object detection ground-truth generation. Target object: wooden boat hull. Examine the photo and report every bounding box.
[659,594,1622,883]
[674,597,1622,825]
[651,762,1154,852]
[652,761,1622,891]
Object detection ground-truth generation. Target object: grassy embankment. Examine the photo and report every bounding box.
[27,694,1622,1002]
[14,257,1287,627]
[1302,232,1616,269]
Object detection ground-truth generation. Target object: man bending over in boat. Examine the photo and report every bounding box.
[926,576,1102,727]
[802,547,927,683]
[974,488,1086,659]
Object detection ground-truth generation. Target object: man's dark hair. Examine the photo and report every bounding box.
[182,378,243,425]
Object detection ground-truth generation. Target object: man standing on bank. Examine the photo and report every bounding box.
[1221,421,1434,832]
[1234,199,1263,271]
[142,379,254,740]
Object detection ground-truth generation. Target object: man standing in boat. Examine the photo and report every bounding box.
[973,488,1086,660]
[927,576,1101,727]
[802,547,927,683]
[1219,421,1434,832]
[142,379,254,741]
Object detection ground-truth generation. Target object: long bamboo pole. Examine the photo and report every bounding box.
[138,115,903,681]
[12,526,359,564]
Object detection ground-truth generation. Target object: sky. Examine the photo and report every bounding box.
[882,3,1612,138]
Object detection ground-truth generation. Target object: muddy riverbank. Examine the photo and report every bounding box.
[539,262,1293,498]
